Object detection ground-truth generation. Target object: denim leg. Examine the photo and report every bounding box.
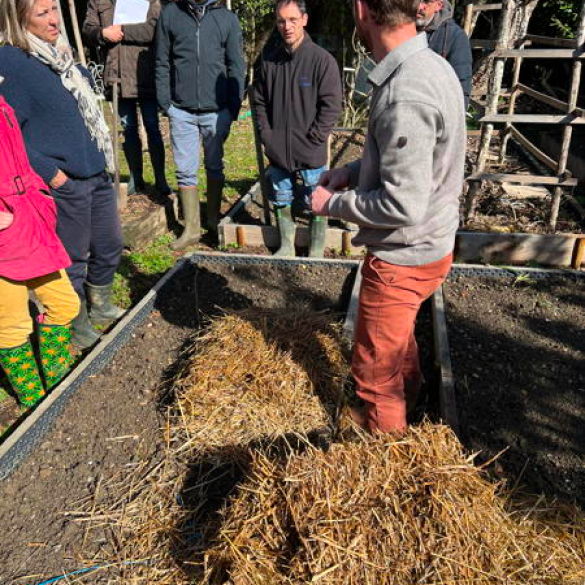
[87,173,124,287]
[51,178,92,299]
[139,98,169,194]
[200,109,232,181]
[299,165,328,209]
[169,105,200,187]
[266,165,294,207]
[118,98,144,193]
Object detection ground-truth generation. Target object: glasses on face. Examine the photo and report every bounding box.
[276,17,303,28]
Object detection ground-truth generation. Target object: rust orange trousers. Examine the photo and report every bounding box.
[352,252,453,433]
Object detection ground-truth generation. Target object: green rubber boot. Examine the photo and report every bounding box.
[274,205,296,257]
[86,282,125,326]
[171,186,201,251]
[38,324,73,389]
[206,176,224,238]
[309,215,327,258]
[71,302,101,350]
[0,342,46,406]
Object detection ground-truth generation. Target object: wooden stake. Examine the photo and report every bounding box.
[112,83,126,211]
[67,0,87,67]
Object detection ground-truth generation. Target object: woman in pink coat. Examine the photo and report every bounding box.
[0,95,80,407]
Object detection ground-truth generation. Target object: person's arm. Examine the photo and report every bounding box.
[327,101,441,229]
[155,7,171,113]
[224,14,246,120]
[252,59,271,144]
[446,25,472,110]
[307,54,343,146]
[82,0,104,47]
[122,0,161,44]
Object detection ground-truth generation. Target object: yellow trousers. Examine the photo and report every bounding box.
[0,270,80,348]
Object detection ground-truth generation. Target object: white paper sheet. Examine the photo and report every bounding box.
[113,0,150,25]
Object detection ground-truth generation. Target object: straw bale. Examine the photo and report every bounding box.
[205,423,585,585]
[173,308,348,453]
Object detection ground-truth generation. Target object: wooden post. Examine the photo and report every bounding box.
[463,3,474,36]
[499,46,524,163]
[572,237,585,270]
[56,0,70,44]
[67,0,87,67]
[112,83,126,211]
[549,1,585,232]
[249,88,272,227]
[465,0,512,219]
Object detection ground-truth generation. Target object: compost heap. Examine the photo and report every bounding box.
[78,309,585,585]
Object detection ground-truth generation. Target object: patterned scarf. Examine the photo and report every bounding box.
[26,33,115,173]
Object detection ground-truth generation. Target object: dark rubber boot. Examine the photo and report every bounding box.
[206,176,224,237]
[171,186,201,251]
[149,139,171,197]
[274,205,296,257]
[71,302,101,350]
[309,215,327,258]
[0,341,46,406]
[38,324,73,389]
[86,282,125,326]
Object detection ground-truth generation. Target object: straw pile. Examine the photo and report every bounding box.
[75,310,585,585]
[172,308,348,452]
[204,423,585,585]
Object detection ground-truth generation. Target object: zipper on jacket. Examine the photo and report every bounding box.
[3,108,14,128]
[196,22,200,110]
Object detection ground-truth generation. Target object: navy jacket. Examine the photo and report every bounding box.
[425,1,472,108]
[155,1,245,119]
[0,46,106,184]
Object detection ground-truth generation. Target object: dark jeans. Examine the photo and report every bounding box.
[51,172,123,299]
[118,97,169,194]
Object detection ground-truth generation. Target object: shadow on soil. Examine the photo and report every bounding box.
[445,277,585,507]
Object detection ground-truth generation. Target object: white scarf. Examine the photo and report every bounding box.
[26,33,115,173]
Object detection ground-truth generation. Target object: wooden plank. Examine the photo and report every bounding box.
[455,231,577,267]
[516,83,585,116]
[509,125,559,171]
[524,34,579,48]
[431,287,459,435]
[472,3,502,11]
[471,39,497,49]
[467,172,578,186]
[493,48,585,59]
[343,262,363,342]
[480,114,585,124]
[572,238,585,269]
[501,183,549,199]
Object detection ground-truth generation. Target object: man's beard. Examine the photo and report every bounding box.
[415,13,434,30]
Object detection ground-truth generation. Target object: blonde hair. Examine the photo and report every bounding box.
[0,0,36,52]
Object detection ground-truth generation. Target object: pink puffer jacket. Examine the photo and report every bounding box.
[0,96,71,281]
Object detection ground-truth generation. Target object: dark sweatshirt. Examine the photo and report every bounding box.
[0,46,106,184]
[253,33,342,172]
[424,0,472,108]
[155,1,245,119]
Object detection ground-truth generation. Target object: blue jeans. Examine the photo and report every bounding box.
[118,98,169,194]
[168,105,233,187]
[266,165,327,208]
[51,172,123,300]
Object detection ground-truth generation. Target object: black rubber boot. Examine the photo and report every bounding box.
[171,186,201,251]
[309,215,327,258]
[206,176,224,238]
[86,282,125,326]
[274,205,296,257]
[71,302,101,350]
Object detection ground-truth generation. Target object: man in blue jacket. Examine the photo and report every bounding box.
[416,0,472,108]
[156,0,245,249]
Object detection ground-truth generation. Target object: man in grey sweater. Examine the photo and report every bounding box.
[312,0,465,433]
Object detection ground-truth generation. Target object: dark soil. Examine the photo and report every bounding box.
[444,274,585,506]
[0,260,357,584]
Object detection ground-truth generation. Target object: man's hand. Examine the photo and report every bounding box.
[49,169,69,189]
[0,211,14,230]
[319,167,351,191]
[102,25,124,43]
[311,185,333,216]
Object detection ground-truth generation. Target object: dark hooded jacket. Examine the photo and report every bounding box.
[424,0,472,108]
[155,0,245,118]
[253,33,342,172]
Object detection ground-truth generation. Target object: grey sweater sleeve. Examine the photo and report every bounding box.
[328,101,442,229]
